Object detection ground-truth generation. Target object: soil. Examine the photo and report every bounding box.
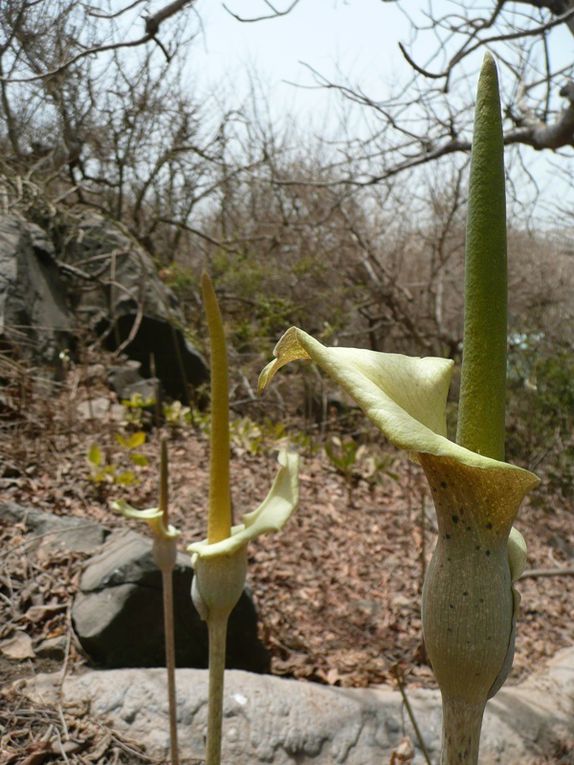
[1,354,573,763]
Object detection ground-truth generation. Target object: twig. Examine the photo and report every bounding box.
[55,604,74,742]
[398,6,574,83]
[0,35,153,83]
[391,665,432,765]
[87,1,147,20]
[223,0,300,23]
[145,0,196,36]
[0,0,198,83]
[520,566,574,579]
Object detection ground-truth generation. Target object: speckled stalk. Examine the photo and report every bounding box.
[161,566,180,765]
[440,699,484,764]
[420,454,517,764]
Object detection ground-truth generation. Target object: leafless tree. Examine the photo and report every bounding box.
[271,0,574,206]
[0,1,273,265]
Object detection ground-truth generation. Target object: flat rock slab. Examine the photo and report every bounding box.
[20,647,574,764]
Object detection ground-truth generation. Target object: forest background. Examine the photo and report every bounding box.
[0,0,573,694]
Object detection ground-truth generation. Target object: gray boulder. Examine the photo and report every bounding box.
[107,359,145,398]
[0,502,108,554]
[19,647,574,764]
[107,359,159,402]
[72,528,270,673]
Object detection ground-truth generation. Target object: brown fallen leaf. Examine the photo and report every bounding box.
[390,736,415,764]
[17,741,51,765]
[25,603,67,623]
[0,631,35,660]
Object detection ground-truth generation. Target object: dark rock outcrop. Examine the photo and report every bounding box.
[0,212,208,401]
[60,214,208,401]
[0,215,74,367]
[0,503,270,673]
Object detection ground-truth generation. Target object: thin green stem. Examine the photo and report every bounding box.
[156,440,179,765]
[456,52,507,462]
[161,566,180,765]
[440,698,484,765]
[205,614,228,765]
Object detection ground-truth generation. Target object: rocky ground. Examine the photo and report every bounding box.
[1,352,573,763]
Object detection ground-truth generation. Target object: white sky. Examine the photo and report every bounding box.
[184,1,573,221]
[192,0,414,125]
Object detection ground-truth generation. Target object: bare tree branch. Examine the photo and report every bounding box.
[0,0,197,83]
[399,5,574,85]
[86,1,147,20]
[223,0,300,24]
[145,0,195,36]
[505,81,574,149]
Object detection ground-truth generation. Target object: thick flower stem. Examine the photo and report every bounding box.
[161,566,180,765]
[205,613,228,765]
[440,698,484,765]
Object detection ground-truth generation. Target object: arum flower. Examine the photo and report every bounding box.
[259,328,537,762]
[259,55,539,765]
[112,439,180,765]
[190,274,299,765]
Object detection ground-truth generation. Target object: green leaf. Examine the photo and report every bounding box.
[114,431,146,450]
[87,443,103,467]
[114,433,129,449]
[130,452,149,467]
[115,470,136,486]
[126,431,146,449]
